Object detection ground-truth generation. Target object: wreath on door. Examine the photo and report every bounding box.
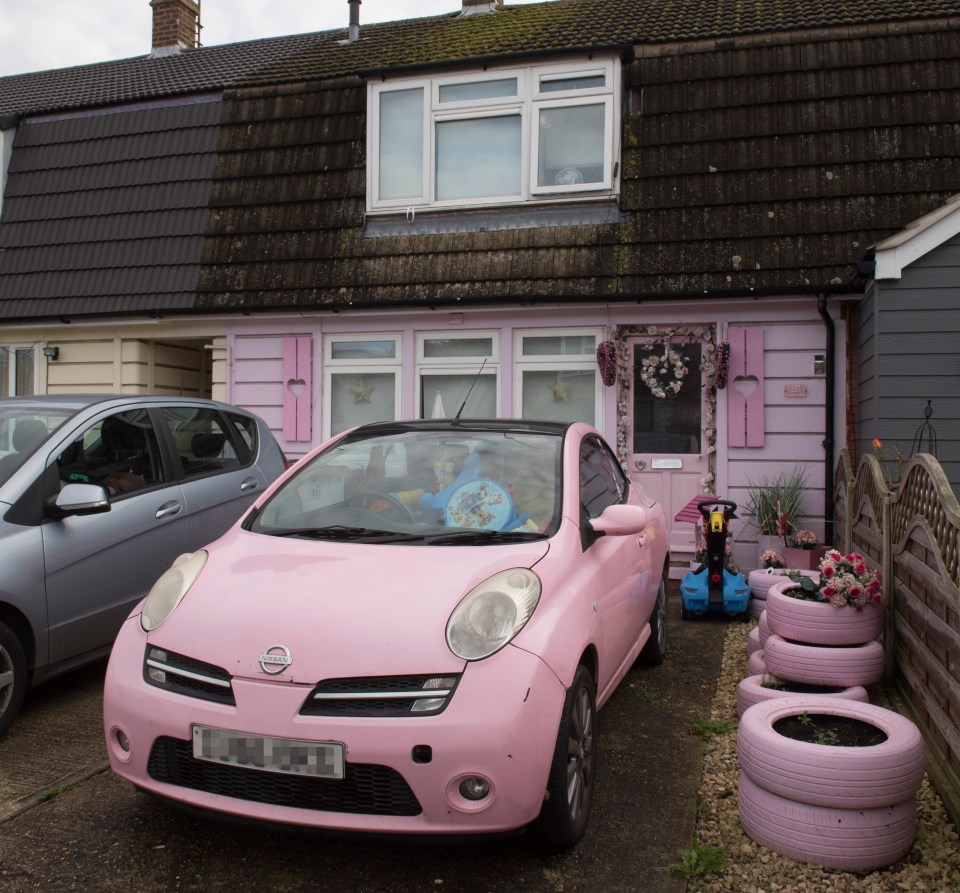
[639,345,690,398]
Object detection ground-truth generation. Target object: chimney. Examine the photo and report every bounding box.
[150,0,200,55]
[348,0,361,43]
[460,0,503,15]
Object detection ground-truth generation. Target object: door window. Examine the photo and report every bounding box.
[632,342,702,454]
[158,407,246,480]
[55,410,164,499]
[580,436,626,519]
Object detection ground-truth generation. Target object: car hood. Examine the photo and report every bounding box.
[148,527,551,683]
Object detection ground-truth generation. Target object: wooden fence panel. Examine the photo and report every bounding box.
[837,450,960,830]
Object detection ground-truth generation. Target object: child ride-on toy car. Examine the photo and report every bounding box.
[679,498,750,620]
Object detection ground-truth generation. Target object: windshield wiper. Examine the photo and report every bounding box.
[265,525,416,543]
[422,530,546,545]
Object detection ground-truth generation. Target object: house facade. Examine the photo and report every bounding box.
[2,0,959,573]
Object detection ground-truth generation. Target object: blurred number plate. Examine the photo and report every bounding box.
[192,726,344,779]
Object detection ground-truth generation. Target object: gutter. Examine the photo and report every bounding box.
[818,292,836,545]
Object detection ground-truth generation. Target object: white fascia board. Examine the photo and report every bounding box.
[873,193,960,280]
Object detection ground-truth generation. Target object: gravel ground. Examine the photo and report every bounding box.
[689,619,960,893]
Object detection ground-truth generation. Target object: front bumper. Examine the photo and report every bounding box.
[103,615,566,835]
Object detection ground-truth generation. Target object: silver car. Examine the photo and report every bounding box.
[0,394,286,736]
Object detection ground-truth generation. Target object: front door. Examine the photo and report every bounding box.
[626,334,710,573]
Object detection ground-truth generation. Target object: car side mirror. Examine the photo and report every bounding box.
[46,483,111,519]
[588,503,649,537]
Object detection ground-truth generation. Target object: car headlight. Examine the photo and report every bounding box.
[140,551,208,632]
[446,568,541,661]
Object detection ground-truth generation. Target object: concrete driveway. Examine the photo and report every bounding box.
[0,594,726,892]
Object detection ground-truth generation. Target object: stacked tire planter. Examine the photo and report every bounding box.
[762,578,885,688]
[736,578,925,871]
[737,695,925,871]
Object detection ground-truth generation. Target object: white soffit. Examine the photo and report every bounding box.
[873,192,960,280]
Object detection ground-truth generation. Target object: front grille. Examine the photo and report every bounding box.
[301,674,461,717]
[143,647,235,705]
[147,737,422,817]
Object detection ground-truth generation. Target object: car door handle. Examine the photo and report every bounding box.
[240,477,259,492]
[155,501,183,520]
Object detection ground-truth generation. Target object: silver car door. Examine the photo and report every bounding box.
[156,405,268,550]
[41,409,188,665]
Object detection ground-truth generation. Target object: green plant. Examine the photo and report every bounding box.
[814,728,841,746]
[690,717,732,740]
[669,840,728,879]
[744,467,808,538]
[797,711,813,726]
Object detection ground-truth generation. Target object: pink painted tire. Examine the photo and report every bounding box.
[735,674,869,718]
[748,568,817,600]
[749,596,766,620]
[737,696,925,808]
[746,649,766,676]
[766,581,883,646]
[738,772,916,872]
[764,634,884,687]
[758,610,771,647]
[747,627,762,657]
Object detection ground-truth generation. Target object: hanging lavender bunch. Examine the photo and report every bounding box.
[714,341,731,390]
[596,339,617,386]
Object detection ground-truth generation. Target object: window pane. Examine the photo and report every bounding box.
[57,409,165,497]
[14,349,34,396]
[522,335,597,356]
[439,78,517,102]
[632,343,702,453]
[521,369,596,424]
[330,340,396,361]
[379,88,423,200]
[0,351,8,396]
[537,104,605,187]
[436,115,521,200]
[330,372,396,435]
[421,374,495,419]
[422,337,493,359]
[159,407,243,479]
[540,74,605,93]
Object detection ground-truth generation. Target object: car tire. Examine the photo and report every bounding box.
[0,620,28,738]
[737,696,924,808]
[738,771,917,872]
[531,663,597,848]
[638,572,668,665]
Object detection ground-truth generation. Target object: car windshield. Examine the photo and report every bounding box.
[0,405,75,487]
[250,428,563,542]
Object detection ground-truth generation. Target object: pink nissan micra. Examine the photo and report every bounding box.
[103,419,668,847]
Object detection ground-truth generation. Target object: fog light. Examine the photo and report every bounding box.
[458,777,490,801]
[116,729,130,752]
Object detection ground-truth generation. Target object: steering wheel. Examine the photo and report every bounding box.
[348,490,415,523]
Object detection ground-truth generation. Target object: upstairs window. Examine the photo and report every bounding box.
[368,58,619,212]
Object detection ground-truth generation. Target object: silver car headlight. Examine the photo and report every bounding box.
[446,568,541,661]
[140,551,208,632]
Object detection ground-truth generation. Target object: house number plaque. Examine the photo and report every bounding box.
[651,459,683,469]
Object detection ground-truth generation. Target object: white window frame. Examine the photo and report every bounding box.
[514,328,603,427]
[415,331,500,419]
[0,343,39,397]
[322,334,402,439]
[368,57,619,213]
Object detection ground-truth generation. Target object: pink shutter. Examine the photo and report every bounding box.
[726,327,765,448]
[282,336,312,442]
